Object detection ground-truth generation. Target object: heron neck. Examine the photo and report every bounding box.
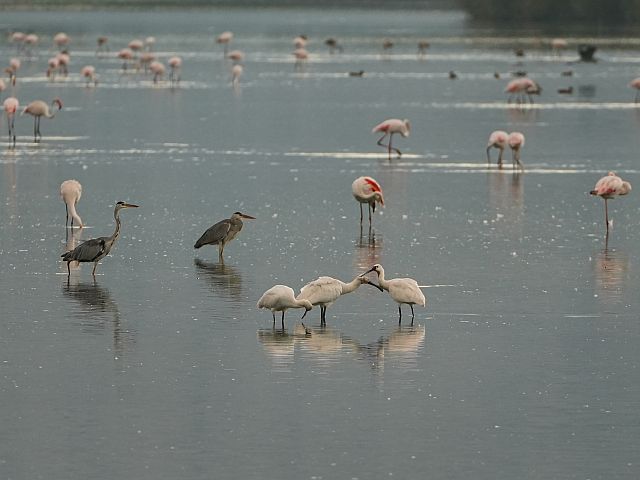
[111,209,122,243]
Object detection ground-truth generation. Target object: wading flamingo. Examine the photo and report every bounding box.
[3,96,19,147]
[590,172,632,233]
[21,98,63,143]
[507,132,525,170]
[60,179,83,228]
[372,118,410,159]
[352,176,385,228]
[486,130,509,167]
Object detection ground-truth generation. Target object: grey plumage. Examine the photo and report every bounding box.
[194,211,255,261]
[61,201,139,275]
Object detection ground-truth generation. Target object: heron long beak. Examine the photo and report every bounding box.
[123,203,139,208]
[240,213,256,219]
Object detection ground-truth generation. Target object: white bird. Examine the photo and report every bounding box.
[362,264,426,323]
[352,176,384,228]
[297,274,383,325]
[60,179,83,228]
[257,285,313,329]
[486,130,509,167]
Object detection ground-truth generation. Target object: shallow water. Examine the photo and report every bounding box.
[1,8,639,480]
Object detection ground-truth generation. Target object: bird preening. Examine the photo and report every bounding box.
[61,201,139,276]
[590,172,632,235]
[194,211,255,262]
[352,176,384,229]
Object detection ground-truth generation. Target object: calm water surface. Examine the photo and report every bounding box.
[0,8,639,480]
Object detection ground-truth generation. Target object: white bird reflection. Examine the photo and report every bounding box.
[354,231,383,271]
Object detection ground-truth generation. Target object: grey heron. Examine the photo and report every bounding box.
[361,264,426,324]
[61,201,139,276]
[194,211,255,262]
[297,274,383,326]
[257,285,313,329]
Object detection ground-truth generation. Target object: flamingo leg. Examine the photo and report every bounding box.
[66,204,69,227]
[636,90,640,103]
[486,146,492,165]
[398,305,402,324]
[359,203,363,226]
[389,133,402,158]
[498,147,504,168]
[33,117,37,143]
[368,203,373,228]
[281,311,285,330]
[272,312,276,326]
[604,198,610,232]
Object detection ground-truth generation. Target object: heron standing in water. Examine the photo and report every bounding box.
[61,201,139,275]
[194,211,255,262]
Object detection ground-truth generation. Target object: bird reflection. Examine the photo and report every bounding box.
[62,227,83,273]
[354,231,382,270]
[256,327,299,371]
[296,324,344,360]
[487,170,524,236]
[194,258,243,301]
[62,278,134,358]
[593,247,629,304]
[506,104,539,122]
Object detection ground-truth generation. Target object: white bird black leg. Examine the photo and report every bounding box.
[398,304,402,324]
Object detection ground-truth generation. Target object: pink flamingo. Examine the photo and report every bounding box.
[216,31,233,56]
[24,34,38,57]
[46,57,60,81]
[139,52,156,74]
[507,132,525,170]
[231,64,243,87]
[293,48,308,71]
[505,77,541,104]
[629,77,640,102]
[294,35,308,49]
[128,39,144,55]
[168,56,182,86]
[227,50,245,64]
[590,172,632,233]
[21,98,63,143]
[60,179,83,228]
[53,32,70,50]
[149,61,165,84]
[372,118,411,159]
[0,79,5,100]
[486,130,509,167]
[81,65,97,87]
[3,96,19,148]
[96,36,109,55]
[10,32,25,53]
[352,176,385,228]
[118,48,134,72]
[56,52,70,77]
[6,58,20,86]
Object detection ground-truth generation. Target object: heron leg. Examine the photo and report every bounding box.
[67,261,70,275]
[218,243,225,262]
[92,262,98,276]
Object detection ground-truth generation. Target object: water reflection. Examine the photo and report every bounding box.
[593,247,629,304]
[256,327,299,372]
[354,231,383,270]
[350,324,426,372]
[62,227,83,274]
[194,258,243,301]
[486,170,524,237]
[62,278,134,358]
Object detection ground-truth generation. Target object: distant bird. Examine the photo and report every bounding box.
[144,36,156,51]
[293,48,308,70]
[448,70,458,79]
[194,211,255,262]
[24,34,38,56]
[507,132,525,170]
[60,179,83,228]
[216,31,233,55]
[294,35,308,49]
[227,50,245,63]
[128,39,144,54]
[505,77,541,104]
[352,176,384,227]
[514,47,525,57]
[139,52,156,74]
[21,98,63,143]
[551,38,568,55]
[7,58,20,86]
[168,56,182,86]
[81,65,97,87]
[349,70,365,77]
[629,77,640,103]
[3,96,19,148]
[118,48,134,72]
[231,64,243,86]
[149,61,165,83]
[382,39,394,51]
[372,118,410,159]
[96,36,109,55]
[297,274,383,325]
[557,86,573,94]
[494,72,501,79]
[325,37,343,54]
[61,201,139,275]
[56,52,70,77]
[578,44,597,62]
[486,130,509,167]
[590,172,632,233]
[417,40,430,56]
[46,57,60,81]
[561,70,573,77]
[53,32,70,50]
[257,285,313,329]
[361,264,426,323]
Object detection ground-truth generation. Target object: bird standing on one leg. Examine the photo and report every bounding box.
[194,211,255,262]
[372,118,410,160]
[590,172,632,234]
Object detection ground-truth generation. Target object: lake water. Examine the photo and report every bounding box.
[0,7,639,480]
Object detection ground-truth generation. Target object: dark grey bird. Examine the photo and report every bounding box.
[194,211,255,262]
[61,201,139,275]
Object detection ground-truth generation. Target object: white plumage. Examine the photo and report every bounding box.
[362,264,426,322]
[257,285,312,328]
